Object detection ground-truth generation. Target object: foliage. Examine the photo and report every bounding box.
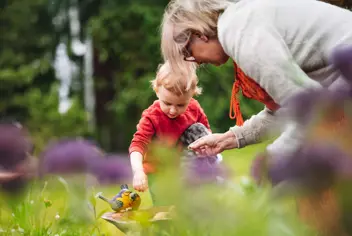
[197,63,265,132]
[0,0,90,154]
[0,0,55,119]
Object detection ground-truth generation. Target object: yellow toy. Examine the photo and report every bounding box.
[98,184,141,212]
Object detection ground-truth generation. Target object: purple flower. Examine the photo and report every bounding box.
[0,122,32,193]
[87,154,132,185]
[182,152,230,186]
[267,143,352,193]
[250,153,268,185]
[178,123,231,185]
[0,123,31,169]
[282,88,326,125]
[330,45,352,84]
[282,45,352,127]
[39,138,103,175]
[283,86,352,128]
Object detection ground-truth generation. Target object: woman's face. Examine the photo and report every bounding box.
[183,34,229,66]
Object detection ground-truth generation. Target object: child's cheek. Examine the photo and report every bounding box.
[160,104,168,114]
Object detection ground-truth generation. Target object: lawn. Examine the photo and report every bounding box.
[97,143,268,235]
[0,141,310,236]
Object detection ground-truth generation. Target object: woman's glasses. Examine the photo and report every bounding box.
[182,48,196,62]
[182,36,196,62]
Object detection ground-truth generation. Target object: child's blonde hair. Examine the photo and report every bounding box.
[160,0,232,73]
[151,61,202,96]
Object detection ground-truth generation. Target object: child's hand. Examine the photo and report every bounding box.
[133,170,148,192]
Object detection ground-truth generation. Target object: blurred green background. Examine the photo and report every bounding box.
[0,0,264,154]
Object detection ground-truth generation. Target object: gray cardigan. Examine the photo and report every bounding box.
[217,0,352,157]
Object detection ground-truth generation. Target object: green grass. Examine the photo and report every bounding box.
[0,141,313,236]
[96,143,268,235]
[222,142,268,176]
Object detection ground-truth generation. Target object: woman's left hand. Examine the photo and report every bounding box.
[188,131,238,156]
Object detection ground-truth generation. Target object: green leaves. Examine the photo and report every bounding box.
[0,0,90,154]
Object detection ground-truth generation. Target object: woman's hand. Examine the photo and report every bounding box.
[133,170,148,192]
[188,131,238,156]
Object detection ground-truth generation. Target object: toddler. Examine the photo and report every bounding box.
[129,61,219,204]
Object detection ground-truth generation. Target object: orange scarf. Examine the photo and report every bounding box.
[230,61,280,126]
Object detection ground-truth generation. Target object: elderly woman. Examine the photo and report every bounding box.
[160,0,352,159]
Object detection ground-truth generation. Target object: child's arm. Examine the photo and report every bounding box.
[129,116,155,158]
[130,151,149,192]
[129,116,155,192]
[130,151,144,174]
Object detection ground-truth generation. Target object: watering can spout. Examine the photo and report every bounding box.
[98,194,111,204]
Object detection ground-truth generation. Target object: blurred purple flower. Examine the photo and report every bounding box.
[250,153,268,185]
[330,45,352,84]
[0,122,32,193]
[182,151,230,186]
[283,88,326,125]
[178,122,231,186]
[87,154,132,185]
[283,86,352,127]
[0,124,29,169]
[266,143,352,193]
[283,45,352,126]
[39,138,103,175]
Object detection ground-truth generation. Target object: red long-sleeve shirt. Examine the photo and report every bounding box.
[129,98,210,173]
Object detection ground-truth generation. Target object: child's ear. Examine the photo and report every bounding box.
[153,87,159,97]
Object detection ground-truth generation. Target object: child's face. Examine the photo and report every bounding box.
[157,86,193,119]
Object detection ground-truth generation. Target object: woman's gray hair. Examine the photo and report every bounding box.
[160,0,233,77]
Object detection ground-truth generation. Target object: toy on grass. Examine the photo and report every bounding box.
[98,184,141,212]
[101,206,175,234]
[100,186,174,234]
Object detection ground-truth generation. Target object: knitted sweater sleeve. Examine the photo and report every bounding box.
[129,115,155,156]
[218,4,322,156]
[194,100,211,132]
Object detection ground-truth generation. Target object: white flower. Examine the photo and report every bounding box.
[55,214,60,220]
[30,200,34,204]
[11,229,15,233]
[18,227,24,233]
